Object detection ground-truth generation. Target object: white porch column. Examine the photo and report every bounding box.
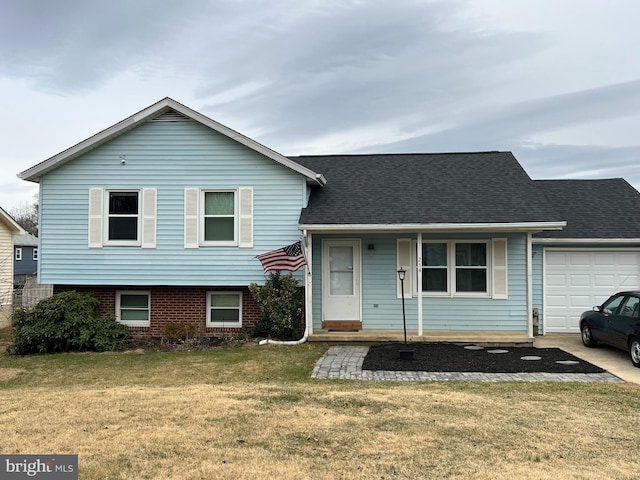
[417,232,423,336]
[526,232,533,338]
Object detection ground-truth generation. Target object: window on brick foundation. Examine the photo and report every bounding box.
[207,291,242,327]
[116,291,150,327]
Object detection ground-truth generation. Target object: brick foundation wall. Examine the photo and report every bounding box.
[53,285,264,338]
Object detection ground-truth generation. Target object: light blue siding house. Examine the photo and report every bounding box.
[20,98,324,336]
[19,98,640,340]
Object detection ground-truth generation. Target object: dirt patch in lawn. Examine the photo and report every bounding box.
[0,368,25,381]
[362,343,605,373]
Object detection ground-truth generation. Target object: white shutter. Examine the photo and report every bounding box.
[238,186,253,248]
[397,239,413,297]
[88,188,103,248]
[184,188,199,248]
[492,238,508,299]
[141,188,157,249]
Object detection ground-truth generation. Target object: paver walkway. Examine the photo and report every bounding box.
[311,346,624,383]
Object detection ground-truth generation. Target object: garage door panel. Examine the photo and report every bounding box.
[546,254,568,267]
[594,254,614,265]
[617,274,640,289]
[546,274,568,287]
[569,254,591,267]
[569,295,591,308]
[618,253,639,266]
[594,275,615,287]
[546,295,568,307]
[569,274,590,286]
[545,250,640,333]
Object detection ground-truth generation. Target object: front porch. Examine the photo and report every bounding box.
[307,329,534,346]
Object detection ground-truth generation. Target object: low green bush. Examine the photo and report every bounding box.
[248,272,304,341]
[8,291,131,354]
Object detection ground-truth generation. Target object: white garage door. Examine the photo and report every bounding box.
[544,250,640,333]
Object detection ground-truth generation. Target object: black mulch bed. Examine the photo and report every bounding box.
[361,343,605,374]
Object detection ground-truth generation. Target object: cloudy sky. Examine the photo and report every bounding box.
[2,0,640,213]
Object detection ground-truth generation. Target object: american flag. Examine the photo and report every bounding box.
[255,241,306,273]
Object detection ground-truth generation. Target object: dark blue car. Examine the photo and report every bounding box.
[580,291,640,368]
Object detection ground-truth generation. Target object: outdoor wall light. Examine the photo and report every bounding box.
[397,267,406,281]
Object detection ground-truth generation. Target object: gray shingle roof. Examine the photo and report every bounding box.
[292,152,564,226]
[534,179,640,239]
[13,233,38,246]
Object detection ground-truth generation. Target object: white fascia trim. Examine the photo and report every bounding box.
[0,207,25,233]
[299,221,567,233]
[19,98,326,186]
[534,237,640,244]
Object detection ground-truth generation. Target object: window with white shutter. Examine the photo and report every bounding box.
[238,187,253,248]
[185,187,253,248]
[88,188,157,248]
[141,188,157,249]
[414,238,507,298]
[492,238,508,299]
[88,188,104,248]
[184,188,199,248]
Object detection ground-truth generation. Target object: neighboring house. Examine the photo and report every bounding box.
[0,207,25,325]
[17,98,640,339]
[13,232,38,285]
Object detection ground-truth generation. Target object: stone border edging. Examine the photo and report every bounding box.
[311,346,624,383]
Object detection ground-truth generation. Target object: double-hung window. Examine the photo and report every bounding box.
[15,247,22,261]
[107,191,140,244]
[421,241,489,296]
[202,190,236,244]
[184,187,253,248]
[88,188,156,248]
[422,242,448,293]
[455,242,487,293]
[206,292,242,327]
[116,291,150,327]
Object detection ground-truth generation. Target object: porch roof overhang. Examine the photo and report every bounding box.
[299,221,567,234]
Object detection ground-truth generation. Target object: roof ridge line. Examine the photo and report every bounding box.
[290,151,506,158]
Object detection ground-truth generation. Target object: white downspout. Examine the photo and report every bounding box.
[417,232,423,336]
[259,230,312,346]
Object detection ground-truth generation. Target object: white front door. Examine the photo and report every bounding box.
[322,239,361,323]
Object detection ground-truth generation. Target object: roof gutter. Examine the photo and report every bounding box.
[533,237,640,244]
[298,221,567,234]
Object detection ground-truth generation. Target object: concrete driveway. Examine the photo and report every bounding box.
[535,334,640,384]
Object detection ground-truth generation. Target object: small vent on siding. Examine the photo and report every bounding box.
[151,109,191,122]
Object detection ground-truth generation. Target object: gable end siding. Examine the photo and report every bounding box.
[39,120,306,286]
